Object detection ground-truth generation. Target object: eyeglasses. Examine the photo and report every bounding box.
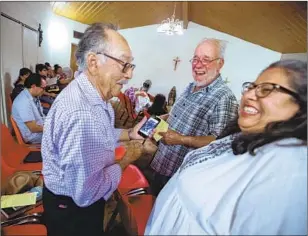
[242,82,300,100]
[189,57,220,66]
[97,53,136,73]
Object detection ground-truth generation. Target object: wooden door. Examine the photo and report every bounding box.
[70,44,78,78]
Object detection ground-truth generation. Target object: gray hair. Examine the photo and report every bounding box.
[197,38,228,59]
[75,22,118,71]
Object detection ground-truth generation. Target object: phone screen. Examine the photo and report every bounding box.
[139,117,160,137]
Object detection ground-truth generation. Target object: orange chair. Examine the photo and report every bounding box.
[40,102,51,109]
[117,92,129,120]
[115,146,126,162]
[1,124,42,171]
[106,165,155,234]
[3,224,47,236]
[10,116,41,149]
[123,95,146,127]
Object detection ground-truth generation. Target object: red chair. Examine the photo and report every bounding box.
[3,224,47,236]
[106,165,155,235]
[1,124,42,171]
[115,146,126,162]
[10,116,41,150]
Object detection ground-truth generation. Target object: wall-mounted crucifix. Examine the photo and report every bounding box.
[173,57,181,71]
[223,77,230,84]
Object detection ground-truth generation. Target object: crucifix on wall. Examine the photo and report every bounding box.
[173,57,181,71]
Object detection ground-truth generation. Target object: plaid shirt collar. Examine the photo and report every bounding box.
[76,72,109,110]
[189,75,224,94]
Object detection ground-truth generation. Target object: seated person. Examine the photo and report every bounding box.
[11,68,32,101]
[146,60,307,235]
[54,64,73,88]
[125,80,152,113]
[36,64,56,114]
[12,73,46,144]
[147,94,168,116]
[45,62,55,78]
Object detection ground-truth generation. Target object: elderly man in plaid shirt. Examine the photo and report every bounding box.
[150,39,238,195]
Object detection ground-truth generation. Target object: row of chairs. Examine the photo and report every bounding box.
[1,123,156,235]
[115,92,152,127]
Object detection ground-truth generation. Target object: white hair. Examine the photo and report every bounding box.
[197,38,228,59]
[75,23,119,71]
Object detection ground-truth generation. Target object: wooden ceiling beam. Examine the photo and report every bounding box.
[182,1,189,29]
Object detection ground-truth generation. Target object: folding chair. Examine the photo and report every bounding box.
[105,165,155,235]
[1,124,42,171]
[10,116,41,150]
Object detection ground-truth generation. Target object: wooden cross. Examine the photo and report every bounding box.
[224,77,230,84]
[173,57,181,71]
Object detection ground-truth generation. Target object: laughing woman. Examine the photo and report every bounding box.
[145,60,307,235]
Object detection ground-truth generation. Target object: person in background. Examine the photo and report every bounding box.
[12,73,46,144]
[147,94,168,116]
[54,64,73,87]
[11,68,32,101]
[45,62,55,78]
[35,64,56,114]
[146,60,307,235]
[149,38,238,196]
[42,22,150,236]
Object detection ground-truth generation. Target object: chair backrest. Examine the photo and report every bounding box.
[1,156,16,193]
[120,194,156,235]
[118,165,149,190]
[124,95,136,119]
[1,124,30,168]
[10,116,26,145]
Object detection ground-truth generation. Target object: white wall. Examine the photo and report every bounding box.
[281,53,307,62]
[0,2,88,125]
[1,2,88,69]
[119,22,282,100]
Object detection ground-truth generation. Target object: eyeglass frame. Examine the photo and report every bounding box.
[189,56,221,66]
[97,53,136,73]
[241,82,301,101]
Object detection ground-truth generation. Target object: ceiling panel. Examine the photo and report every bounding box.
[52,1,307,53]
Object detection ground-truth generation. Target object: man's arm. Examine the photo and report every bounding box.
[160,94,238,148]
[24,121,43,133]
[43,91,56,98]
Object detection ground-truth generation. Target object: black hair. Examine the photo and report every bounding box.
[35,64,47,74]
[54,64,62,74]
[147,94,168,116]
[219,59,307,155]
[45,62,51,68]
[24,73,42,89]
[14,68,32,87]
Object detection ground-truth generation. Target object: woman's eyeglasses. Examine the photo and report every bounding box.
[97,53,136,73]
[242,82,300,100]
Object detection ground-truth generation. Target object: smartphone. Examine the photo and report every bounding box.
[138,117,161,138]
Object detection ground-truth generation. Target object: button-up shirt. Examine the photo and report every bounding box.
[42,73,123,207]
[151,76,238,177]
[12,89,45,144]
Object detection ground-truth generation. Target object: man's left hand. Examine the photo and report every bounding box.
[159,129,184,145]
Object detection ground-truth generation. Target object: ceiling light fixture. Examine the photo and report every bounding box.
[157,2,184,36]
